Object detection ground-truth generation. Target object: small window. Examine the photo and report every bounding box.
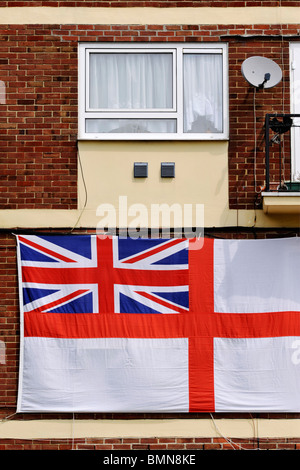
[78,43,228,140]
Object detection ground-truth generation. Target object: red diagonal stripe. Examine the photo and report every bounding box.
[27,289,89,313]
[121,238,185,264]
[19,235,75,263]
[135,291,188,314]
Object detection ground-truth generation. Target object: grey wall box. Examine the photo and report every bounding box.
[161,162,175,178]
[134,162,148,178]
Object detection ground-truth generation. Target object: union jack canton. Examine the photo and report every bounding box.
[18,235,190,315]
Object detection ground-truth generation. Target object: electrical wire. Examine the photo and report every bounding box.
[253,86,258,194]
[209,413,261,450]
[69,145,88,233]
[0,412,18,424]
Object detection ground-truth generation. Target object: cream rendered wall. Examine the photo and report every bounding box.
[2,417,300,441]
[77,141,229,231]
[1,6,300,25]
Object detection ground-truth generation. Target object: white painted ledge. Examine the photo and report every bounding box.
[1,418,300,440]
[262,191,300,214]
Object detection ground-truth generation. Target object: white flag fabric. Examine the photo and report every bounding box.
[16,235,300,413]
[214,336,300,412]
[214,237,300,313]
[19,337,189,413]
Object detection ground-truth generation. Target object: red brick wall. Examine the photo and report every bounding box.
[0,23,297,209]
[1,436,300,450]
[0,24,78,209]
[228,35,290,210]
[0,234,19,409]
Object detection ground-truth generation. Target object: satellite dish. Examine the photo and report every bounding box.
[241,56,282,89]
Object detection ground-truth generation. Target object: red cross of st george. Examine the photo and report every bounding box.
[21,237,300,412]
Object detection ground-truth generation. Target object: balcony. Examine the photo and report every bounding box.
[262,113,300,214]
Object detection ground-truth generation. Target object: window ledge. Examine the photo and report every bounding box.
[77,135,229,142]
[262,191,300,214]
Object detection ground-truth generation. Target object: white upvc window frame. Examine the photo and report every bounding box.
[78,42,229,141]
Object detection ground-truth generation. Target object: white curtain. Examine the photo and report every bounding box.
[89,52,173,110]
[183,54,223,133]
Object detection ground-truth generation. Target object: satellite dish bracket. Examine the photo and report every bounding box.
[258,72,271,89]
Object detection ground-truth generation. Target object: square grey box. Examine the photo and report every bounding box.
[161,162,175,178]
[134,162,148,178]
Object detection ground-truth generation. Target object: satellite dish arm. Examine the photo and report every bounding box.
[258,73,271,89]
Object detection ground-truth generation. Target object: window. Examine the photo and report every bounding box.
[78,43,228,140]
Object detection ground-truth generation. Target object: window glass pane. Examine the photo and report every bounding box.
[183,54,223,133]
[86,119,176,134]
[89,53,173,110]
